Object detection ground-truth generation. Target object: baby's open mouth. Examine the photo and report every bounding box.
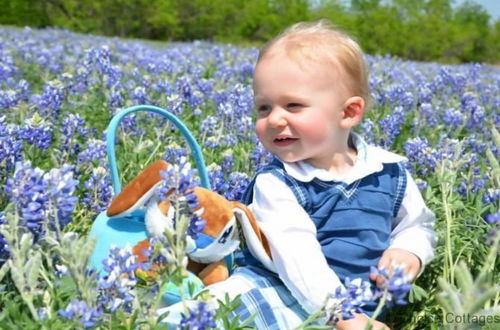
[273,137,298,145]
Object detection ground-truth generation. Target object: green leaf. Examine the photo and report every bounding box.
[409,284,428,303]
[436,277,462,314]
[26,252,43,290]
[0,261,10,283]
[8,259,27,292]
[454,262,473,297]
[485,147,500,185]
[467,287,499,315]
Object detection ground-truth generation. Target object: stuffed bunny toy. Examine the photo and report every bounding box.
[106,159,273,286]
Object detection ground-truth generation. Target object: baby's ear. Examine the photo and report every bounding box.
[340,96,365,129]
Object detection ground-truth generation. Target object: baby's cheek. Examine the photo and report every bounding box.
[255,120,266,140]
[302,123,331,143]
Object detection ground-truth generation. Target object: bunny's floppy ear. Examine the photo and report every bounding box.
[186,187,241,264]
[231,201,276,272]
[107,159,170,218]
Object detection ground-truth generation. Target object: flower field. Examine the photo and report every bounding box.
[0,26,499,329]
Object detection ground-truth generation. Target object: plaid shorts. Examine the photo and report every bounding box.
[207,266,314,329]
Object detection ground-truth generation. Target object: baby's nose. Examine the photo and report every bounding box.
[267,108,287,127]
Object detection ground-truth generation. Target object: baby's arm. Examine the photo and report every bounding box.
[371,170,437,284]
[250,173,343,314]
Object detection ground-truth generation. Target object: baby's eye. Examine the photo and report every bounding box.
[257,105,271,112]
[286,103,303,109]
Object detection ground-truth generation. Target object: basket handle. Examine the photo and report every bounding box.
[106,105,211,194]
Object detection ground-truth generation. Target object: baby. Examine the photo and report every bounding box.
[167,20,437,329]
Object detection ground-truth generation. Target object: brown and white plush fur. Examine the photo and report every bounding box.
[106,160,273,286]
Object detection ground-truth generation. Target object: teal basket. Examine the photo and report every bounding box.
[88,105,222,305]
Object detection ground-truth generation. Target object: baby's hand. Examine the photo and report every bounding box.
[335,313,390,330]
[370,248,421,288]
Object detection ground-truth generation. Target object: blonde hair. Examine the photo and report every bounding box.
[258,20,372,108]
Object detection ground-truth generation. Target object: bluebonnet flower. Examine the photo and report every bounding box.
[19,114,53,150]
[482,189,499,205]
[108,87,124,108]
[157,159,207,240]
[185,190,205,239]
[221,151,234,172]
[59,113,88,155]
[185,190,200,210]
[233,115,253,138]
[456,180,468,197]
[84,46,113,76]
[59,299,103,328]
[163,142,188,164]
[223,172,249,202]
[132,86,149,105]
[155,78,174,95]
[195,78,214,97]
[159,157,198,197]
[220,134,237,147]
[177,75,203,108]
[432,136,461,164]
[199,116,219,136]
[44,164,79,230]
[384,85,414,110]
[460,93,487,131]
[370,265,413,307]
[403,137,437,176]
[0,46,18,82]
[17,79,31,100]
[204,136,222,149]
[0,89,20,109]
[418,103,438,127]
[78,139,107,166]
[378,106,406,148]
[73,64,91,92]
[416,84,433,104]
[442,108,464,130]
[485,212,500,225]
[38,80,64,117]
[0,116,23,171]
[98,245,139,313]
[82,166,114,214]
[415,178,428,190]
[140,236,171,270]
[359,119,376,145]
[166,93,184,114]
[187,215,206,240]
[463,134,487,155]
[470,177,486,194]
[180,301,217,329]
[325,278,373,325]
[5,161,78,240]
[208,164,229,197]
[0,211,9,265]
[5,162,48,239]
[250,140,273,171]
[459,154,480,173]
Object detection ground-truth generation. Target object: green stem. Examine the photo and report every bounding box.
[367,289,388,329]
[24,296,40,321]
[440,165,454,284]
[292,310,325,330]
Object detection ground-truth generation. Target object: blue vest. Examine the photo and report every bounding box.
[242,158,407,315]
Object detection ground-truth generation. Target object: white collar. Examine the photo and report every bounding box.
[280,132,407,184]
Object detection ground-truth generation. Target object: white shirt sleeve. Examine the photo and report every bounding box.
[390,170,437,271]
[249,173,343,314]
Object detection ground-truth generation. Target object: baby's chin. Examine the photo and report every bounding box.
[273,153,305,164]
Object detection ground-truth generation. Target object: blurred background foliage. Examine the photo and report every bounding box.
[1,0,499,63]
